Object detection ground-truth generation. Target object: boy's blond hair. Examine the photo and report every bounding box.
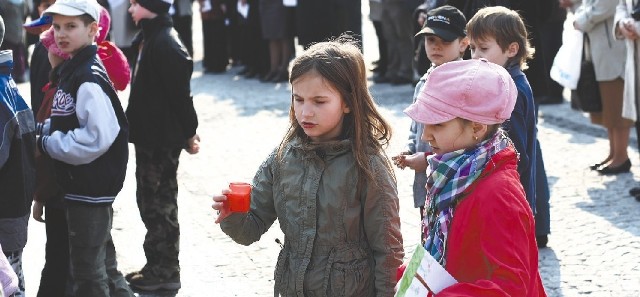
[466,6,534,69]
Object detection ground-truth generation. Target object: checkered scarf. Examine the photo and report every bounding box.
[422,131,509,265]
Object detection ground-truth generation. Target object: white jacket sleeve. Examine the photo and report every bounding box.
[43,82,120,165]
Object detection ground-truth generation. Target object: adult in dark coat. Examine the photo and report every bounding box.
[296,0,362,49]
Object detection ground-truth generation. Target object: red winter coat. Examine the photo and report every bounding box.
[403,147,546,296]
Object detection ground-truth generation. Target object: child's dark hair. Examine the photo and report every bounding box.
[466,6,534,69]
[79,13,96,26]
[279,35,393,181]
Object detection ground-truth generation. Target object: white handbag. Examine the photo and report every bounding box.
[550,14,584,90]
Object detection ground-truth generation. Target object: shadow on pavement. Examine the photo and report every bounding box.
[133,288,179,297]
[538,248,562,296]
[582,178,640,237]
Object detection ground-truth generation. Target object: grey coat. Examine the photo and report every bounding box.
[574,0,626,81]
[614,0,640,121]
[220,139,404,297]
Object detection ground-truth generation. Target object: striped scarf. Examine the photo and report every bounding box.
[422,131,509,265]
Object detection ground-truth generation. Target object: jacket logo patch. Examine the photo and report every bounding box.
[51,89,76,116]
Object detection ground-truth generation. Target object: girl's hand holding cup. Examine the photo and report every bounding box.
[212,182,252,224]
[212,189,231,224]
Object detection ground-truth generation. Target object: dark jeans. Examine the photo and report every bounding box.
[534,140,551,236]
[66,203,133,297]
[37,206,71,297]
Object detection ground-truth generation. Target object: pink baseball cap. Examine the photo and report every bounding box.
[404,58,517,125]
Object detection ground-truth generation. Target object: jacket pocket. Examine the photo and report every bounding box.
[274,247,292,296]
[327,257,373,297]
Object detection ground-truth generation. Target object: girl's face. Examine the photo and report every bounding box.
[292,70,350,143]
[424,35,468,67]
[469,36,517,67]
[51,15,97,57]
[38,0,55,16]
[128,0,155,25]
[421,118,477,155]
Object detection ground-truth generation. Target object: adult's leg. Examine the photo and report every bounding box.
[380,2,414,82]
[600,79,631,166]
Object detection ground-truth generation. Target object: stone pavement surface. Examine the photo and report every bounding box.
[16,5,640,297]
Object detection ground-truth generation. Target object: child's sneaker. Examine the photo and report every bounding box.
[128,272,181,291]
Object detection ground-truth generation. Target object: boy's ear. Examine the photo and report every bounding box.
[89,21,99,39]
[459,36,470,53]
[506,42,519,58]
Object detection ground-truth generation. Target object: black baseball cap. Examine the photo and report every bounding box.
[415,5,467,42]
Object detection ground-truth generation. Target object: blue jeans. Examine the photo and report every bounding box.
[66,203,133,297]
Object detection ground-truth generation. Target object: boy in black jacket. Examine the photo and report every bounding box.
[125,0,200,291]
[38,0,133,296]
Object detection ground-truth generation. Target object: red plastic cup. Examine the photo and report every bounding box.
[225,182,252,212]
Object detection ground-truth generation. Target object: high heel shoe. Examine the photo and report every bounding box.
[270,70,288,83]
[597,159,631,175]
[260,71,278,83]
[590,161,606,170]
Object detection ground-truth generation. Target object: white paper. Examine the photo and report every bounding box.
[395,245,458,297]
[237,1,249,19]
[283,0,297,7]
[201,0,212,13]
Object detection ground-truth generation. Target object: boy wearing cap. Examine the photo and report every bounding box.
[401,58,546,296]
[0,14,36,297]
[392,5,468,224]
[38,0,133,296]
[125,0,200,291]
[466,6,548,246]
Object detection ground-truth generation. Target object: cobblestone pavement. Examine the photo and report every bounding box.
[17,5,640,297]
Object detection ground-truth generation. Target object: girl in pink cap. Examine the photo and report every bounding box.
[400,58,546,296]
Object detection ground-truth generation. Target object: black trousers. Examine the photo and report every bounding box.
[37,205,71,297]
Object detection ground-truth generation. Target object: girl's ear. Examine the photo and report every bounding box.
[506,41,519,58]
[471,122,488,140]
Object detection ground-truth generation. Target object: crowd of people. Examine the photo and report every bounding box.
[0,0,639,296]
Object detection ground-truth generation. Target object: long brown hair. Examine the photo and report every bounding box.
[277,35,393,181]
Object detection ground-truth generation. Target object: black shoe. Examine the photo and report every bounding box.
[260,71,278,82]
[373,74,393,84]
[597,159,631,175]
[125,270,142,282]
[536,235,548,248]
[128,272,181,291]
[270,70,288,83]
[590,161,607,170]
[538,95,564,105]
[390,76,413,85]
[635,192,640,202]
[238,67,251,76]
[629,187,640,196]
